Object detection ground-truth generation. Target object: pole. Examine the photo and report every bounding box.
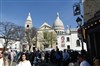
[80,25,84,50]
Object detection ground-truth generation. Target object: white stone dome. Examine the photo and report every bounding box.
[53,12,64,30]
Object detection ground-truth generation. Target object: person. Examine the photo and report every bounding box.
[16,53,31,66]
[77,54,91,66]
[45,51,49,63]
[29,51,34,66]
[93,57,100,66]
[9,50,16,66]
[0,50,8,66]
[62,49,70,66]
[56,48,61,66]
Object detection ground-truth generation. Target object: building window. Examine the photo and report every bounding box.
[57,31,58,34]
[15,47,17,49]
[15,44,17,46]
[76,40,80,47]
[60,31,61,34]
[66,37,70,42]
[58,31,59,34]
[67,45,70,49]
[27,25,29,27]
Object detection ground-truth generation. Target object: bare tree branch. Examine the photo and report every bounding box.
[0,21,24,54]
[25,27,37,51]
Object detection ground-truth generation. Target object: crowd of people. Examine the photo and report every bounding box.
[0,48,100,66]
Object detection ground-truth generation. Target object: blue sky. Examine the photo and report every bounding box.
[0,0,81,29]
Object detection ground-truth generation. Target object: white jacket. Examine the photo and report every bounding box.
[16,60,31,66]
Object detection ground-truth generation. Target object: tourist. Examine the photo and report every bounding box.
[0,50,8,66]
[45,51,49,63]
[77,54,91,66]
[93,57,100,66]
[56,48,61,66]
[16,53,31,66]
[62,49,70,66]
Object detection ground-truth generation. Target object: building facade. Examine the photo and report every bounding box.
[57,28,87,51]
[83,0,100,64]
[24,12,86,51]
[0,38,21,51]
[0,12,87,52]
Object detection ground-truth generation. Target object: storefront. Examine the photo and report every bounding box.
[83,11,100,64]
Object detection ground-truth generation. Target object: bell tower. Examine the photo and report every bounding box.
[25,12,33,29]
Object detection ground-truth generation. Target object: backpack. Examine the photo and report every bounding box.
[8,54,11,60]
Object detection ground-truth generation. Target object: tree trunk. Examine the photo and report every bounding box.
[2,41,8,56]
[28,39,31,52]
[51,32,53,48]
[51,40,52,48]
[29,45,31,52]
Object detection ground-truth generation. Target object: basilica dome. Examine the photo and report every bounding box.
[53,12,64,30]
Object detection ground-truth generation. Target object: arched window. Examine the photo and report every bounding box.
[67,45,70,49]
[66,37,70,42]
[76,40,80,47]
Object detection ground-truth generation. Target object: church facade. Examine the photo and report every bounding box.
[25,12,87,51]
[0,12,87,51]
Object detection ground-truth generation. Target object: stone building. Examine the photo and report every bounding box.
[82,0,100,63]
[24,12,87,51]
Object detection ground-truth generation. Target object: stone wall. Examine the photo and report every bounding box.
[83,0,100,22]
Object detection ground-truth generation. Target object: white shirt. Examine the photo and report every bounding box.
[80,60,91,66]
[0,57,8,66]
[16,60,31,66]
[0,58,3,66]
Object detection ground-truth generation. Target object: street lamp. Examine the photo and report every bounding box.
[76,17,84,50]
[76,17,82,26]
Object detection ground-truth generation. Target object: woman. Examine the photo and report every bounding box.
[0,50,8,66]
[16,53,31,66]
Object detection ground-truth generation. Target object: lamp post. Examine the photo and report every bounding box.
[76,17,84,50]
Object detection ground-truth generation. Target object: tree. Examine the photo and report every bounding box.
[0,22,24,54]
[25,27,37,51]
[43,31,57,48]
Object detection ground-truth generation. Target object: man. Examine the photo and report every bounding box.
[77,54,91,66]
[56,49,61,66]
[9,50,15,66]
[0,50,8,66]
[63,49,70,66]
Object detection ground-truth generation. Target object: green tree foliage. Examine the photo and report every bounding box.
[43,31,57,48]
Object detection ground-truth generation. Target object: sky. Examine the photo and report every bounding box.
[0,0,82,29]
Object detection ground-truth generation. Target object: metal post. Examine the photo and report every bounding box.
[80,25,84,50]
